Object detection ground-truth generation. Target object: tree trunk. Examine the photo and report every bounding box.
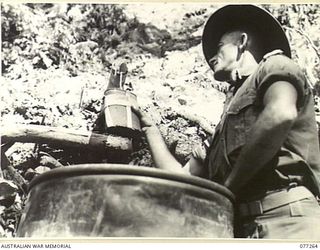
[1,124,132,152]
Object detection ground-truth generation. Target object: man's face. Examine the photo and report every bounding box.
[209,32,240,81]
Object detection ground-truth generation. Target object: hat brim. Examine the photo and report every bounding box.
[202,5,291,70]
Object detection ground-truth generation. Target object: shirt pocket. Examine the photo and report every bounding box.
[225,94,259,156]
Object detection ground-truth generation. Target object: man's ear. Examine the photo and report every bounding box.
[239,32,248,53]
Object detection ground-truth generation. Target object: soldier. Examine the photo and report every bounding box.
[134,5,320,239]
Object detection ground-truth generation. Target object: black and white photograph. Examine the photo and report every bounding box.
[1,2,320,241]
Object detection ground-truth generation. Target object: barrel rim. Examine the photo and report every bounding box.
[28,164,235,202]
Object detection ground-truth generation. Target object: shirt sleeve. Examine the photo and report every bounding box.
[256,54,307,108]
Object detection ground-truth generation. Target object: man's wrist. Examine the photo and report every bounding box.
[142,125,160,135]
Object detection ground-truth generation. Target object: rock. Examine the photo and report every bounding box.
[0,224,6,237]
[34,166,51,175]
[126,23,171,45]
[0,179,18,208]
[184,127,197,135]
[174,138,194,164]
[137,43,163,57]
[178,98,187,105]
[24,168,37,181]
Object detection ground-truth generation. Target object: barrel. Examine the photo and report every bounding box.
[102,89,141,138]
[16,164,235,237]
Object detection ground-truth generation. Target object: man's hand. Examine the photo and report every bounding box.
[131,105,184,173]
[131,106,155,131]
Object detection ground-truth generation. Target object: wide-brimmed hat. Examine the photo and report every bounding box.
[202,5,291,70]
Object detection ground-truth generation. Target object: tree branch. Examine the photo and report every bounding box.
[1,124,132,152]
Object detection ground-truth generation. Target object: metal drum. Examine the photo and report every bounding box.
[17,164,235,237]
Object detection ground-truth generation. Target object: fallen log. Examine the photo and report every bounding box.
[1,124,132,152]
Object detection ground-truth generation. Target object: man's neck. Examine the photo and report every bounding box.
[228,51,259,85]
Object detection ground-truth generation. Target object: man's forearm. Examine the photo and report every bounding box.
[144,126,185,173]
[224,106,296,194]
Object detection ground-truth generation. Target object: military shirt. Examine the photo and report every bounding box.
[192,51,320,201]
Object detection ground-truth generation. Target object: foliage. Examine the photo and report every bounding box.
[2,4,139,76]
